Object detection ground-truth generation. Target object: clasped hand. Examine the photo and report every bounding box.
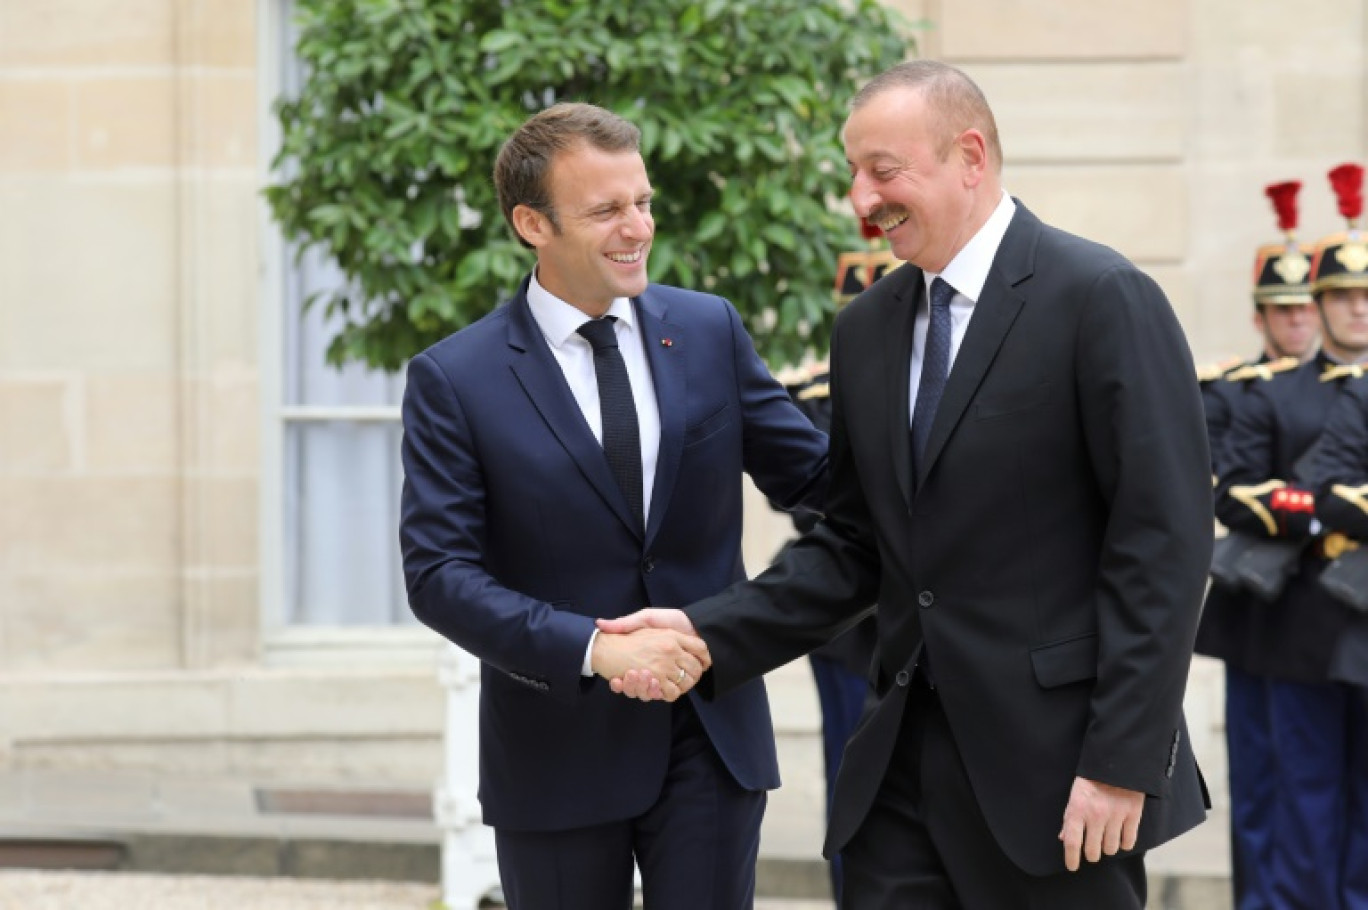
[591,609,706,702]
[593,609,701,701]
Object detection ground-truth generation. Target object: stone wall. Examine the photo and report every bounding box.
[0,0,1363,794]
[0,0,259,681]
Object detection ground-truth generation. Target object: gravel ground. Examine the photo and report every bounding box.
[0,871,835,909]
[0,871,440,910]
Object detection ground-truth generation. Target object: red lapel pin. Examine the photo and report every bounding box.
[660,338,673,347]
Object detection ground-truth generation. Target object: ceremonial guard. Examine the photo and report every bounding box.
[1195,180,1318,910]
[1216,163,1368,909]
[1298,168,1368,905]
[1307,370,1368,705]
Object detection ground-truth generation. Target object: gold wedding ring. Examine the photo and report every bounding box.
[676,668,687,686]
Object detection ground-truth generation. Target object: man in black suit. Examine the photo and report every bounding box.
[600,60,1212,908]
[400,103,829,910]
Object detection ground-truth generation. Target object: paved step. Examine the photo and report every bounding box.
[0,760,1232,908]
[0,831,1231,910]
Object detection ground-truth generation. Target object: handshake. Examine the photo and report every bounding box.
[590,609,706,702]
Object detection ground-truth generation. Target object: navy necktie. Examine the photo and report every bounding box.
[911,277,956,475]
[577,317,644,526]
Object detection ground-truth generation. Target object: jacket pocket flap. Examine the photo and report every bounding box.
[684,403,734,446]
[1030,633,1098,688]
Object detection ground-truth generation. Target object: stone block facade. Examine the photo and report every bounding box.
[0,0,1363,815]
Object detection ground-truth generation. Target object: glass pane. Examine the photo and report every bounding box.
[276,0,410,627]
[284,420,412,626]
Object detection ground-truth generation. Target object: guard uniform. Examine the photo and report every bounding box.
[1194,179,1314,910]
[1219,166,1368,910]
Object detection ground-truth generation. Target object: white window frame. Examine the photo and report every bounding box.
[256,0,442,667]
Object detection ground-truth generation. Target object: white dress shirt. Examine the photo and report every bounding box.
[525,270,662,675]
[908,191,1017,423]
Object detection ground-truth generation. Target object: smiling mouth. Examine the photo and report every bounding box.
[606,251,643,263]
[875,212,909,233]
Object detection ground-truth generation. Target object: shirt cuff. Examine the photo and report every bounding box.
[581,628,599,677]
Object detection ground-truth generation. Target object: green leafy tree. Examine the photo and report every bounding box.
[266,0,910,371]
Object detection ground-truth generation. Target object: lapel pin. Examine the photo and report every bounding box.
[660,338,673,347]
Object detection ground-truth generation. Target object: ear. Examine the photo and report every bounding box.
[957,129,989,187]
[511,204,552,249]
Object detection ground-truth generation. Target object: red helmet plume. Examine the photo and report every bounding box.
[1264,181,1301,234]
[1328,163,1364,223]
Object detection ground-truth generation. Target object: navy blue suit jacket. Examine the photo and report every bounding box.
[399,277,828,832]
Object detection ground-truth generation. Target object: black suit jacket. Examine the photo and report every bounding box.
[687,203,1212,876]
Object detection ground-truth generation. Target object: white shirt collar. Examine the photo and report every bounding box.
[526,269,637,349]
[922,190,1016,303]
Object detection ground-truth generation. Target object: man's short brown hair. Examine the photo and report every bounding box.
[493,103,641,248]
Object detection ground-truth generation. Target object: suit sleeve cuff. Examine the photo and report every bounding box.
[581,629,598,677]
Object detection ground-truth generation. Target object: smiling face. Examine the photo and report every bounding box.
[843,86,997,274]
[513,142,654,317]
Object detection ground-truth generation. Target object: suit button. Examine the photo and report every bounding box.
[918,591,934,608]
[643,556,655,574]
[895,671,910,687]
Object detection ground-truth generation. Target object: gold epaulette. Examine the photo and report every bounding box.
[1226,356,1300,383]
[1197,356,1245,384]
[1320,363,1366,383]
[774,365,808,387]
[797,382,830,400]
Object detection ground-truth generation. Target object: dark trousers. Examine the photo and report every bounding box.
[841,682,1146,910]
[811,654,871,907]
[494,698,765,910]
[1266,679,1368,910]
[1226,665,1276,910]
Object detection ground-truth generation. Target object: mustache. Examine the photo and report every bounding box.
[867,205,909,227]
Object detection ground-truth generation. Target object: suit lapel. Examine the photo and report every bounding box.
[885,269,920,508]
[916,204,1038,489]
[505,284,644,538]
[636,290,684,547]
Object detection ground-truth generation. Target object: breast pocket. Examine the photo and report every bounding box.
[974,382,1052,421]
[683,403,734,447]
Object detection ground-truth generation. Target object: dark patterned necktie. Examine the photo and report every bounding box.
[911,277,956,475]
[577,317,644,526]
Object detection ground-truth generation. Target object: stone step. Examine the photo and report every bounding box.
[0,831,1230,909]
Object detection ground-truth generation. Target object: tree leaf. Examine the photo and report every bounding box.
[478,30,522,53]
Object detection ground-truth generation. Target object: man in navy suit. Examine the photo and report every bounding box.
[398,103,828,910]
